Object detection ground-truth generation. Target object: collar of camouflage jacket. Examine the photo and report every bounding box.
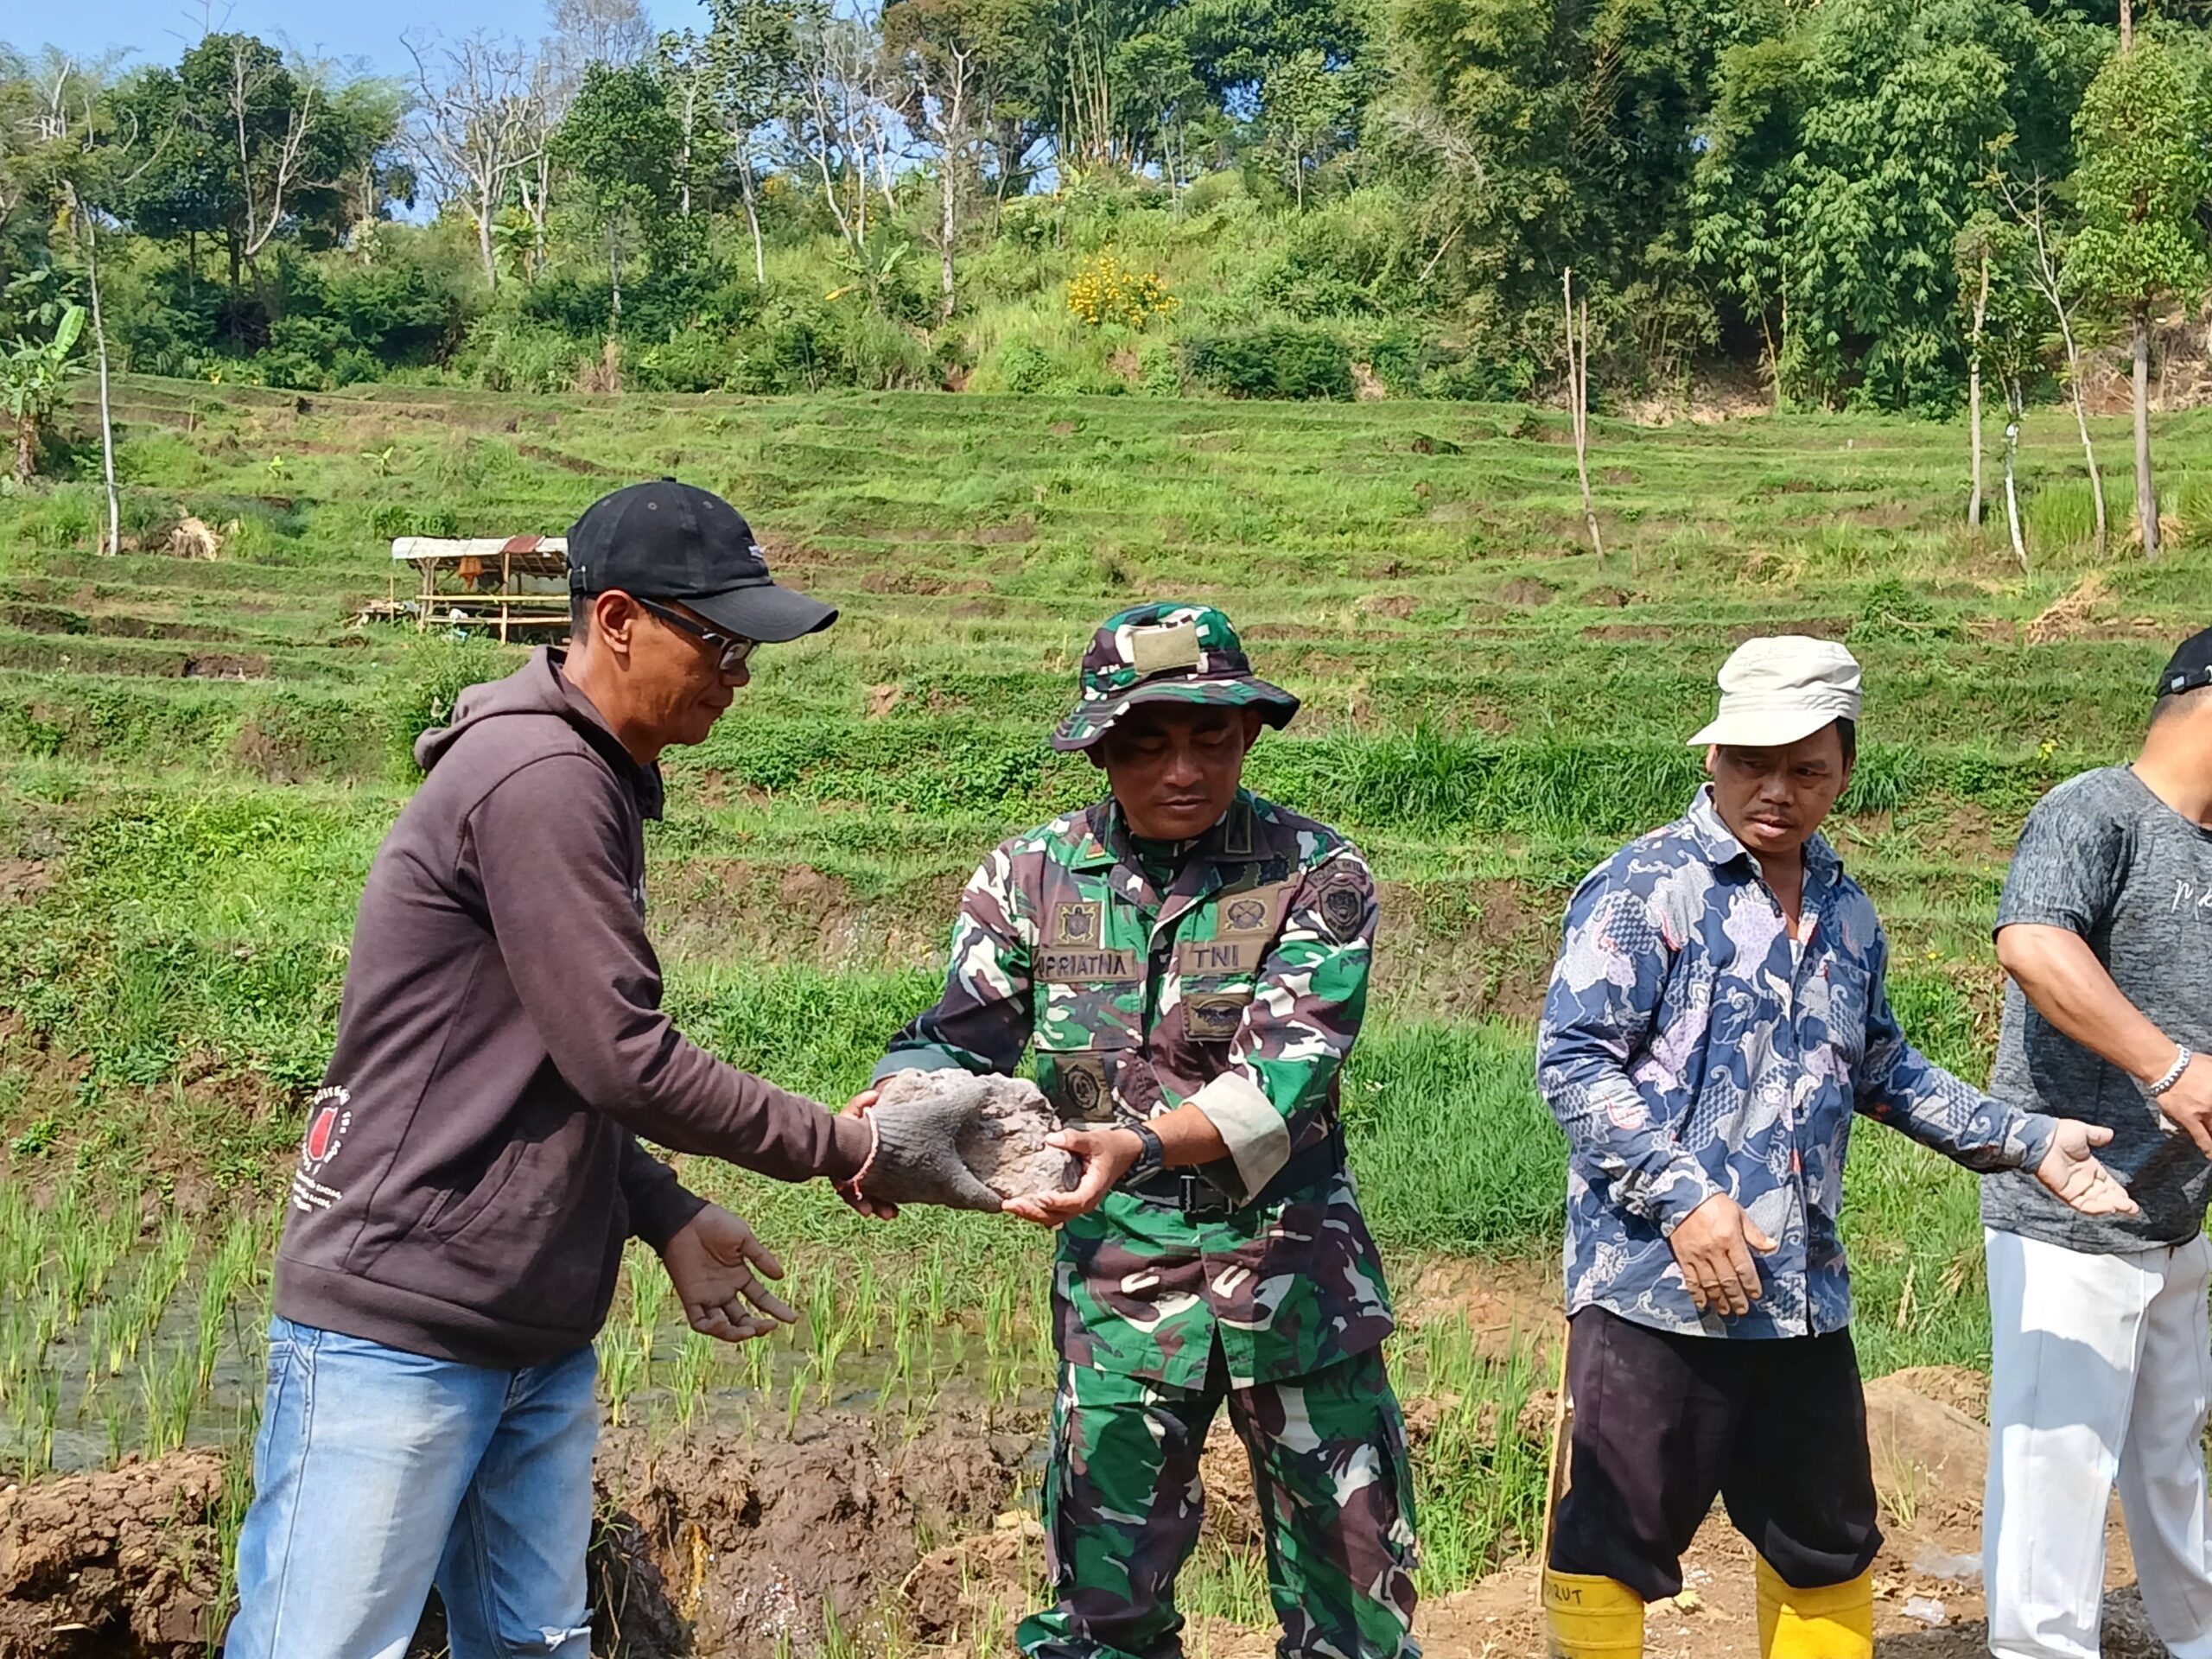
[1071,792,1303,931]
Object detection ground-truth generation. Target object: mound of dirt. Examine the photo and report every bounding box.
[0,1413,1023,1659]
[0,1449,226,1658]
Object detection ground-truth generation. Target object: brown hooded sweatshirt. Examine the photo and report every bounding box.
[272,647,868,1368]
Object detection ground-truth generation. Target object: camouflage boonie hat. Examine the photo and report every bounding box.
[1050,602,1300,752]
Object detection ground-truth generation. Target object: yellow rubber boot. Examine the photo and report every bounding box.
[1542,1569,1644,1658]
[1755,1559,1874,1659]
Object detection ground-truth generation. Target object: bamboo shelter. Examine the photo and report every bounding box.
[391,537,572,640]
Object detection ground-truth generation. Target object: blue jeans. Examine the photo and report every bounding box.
[223,1318,599,1659]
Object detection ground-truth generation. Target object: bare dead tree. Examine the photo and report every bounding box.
[793,8,899,253]
[905,36,982,319]
[547,0,657,76]
[2001,174,2108,558]
[226,38,319,269]
[1564,268,1604,566]
[404,31,544,289]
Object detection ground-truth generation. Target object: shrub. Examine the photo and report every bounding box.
[1137,340,1182,397]
[1066,250,1178,331]
[1183,324,1354,400]
[369,503,413,541]
[462,321,584,394]
[997,340,1054,394]
[632,331,741,393]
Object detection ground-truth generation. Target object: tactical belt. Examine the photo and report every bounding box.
[1124,1122,1347,1219]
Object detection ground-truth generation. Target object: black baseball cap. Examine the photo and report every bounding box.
[2157,627,2212,700]
[567,480,836,643]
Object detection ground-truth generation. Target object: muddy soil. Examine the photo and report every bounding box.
[0,1414,1021,1659]
[903,1372,2171,1659]
[1,1360,2171,1659]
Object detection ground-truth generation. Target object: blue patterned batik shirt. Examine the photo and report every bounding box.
[1537,786,2056,1339]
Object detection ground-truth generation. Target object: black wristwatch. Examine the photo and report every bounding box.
[1123,1122,1166,1185]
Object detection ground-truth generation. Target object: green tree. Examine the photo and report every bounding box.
[2065,33,2211,560]
[1258,48,1352,207]
[109,36,397,338]
[702,0,805,283]
[551,61,685,321]
[1692,0,2101,414]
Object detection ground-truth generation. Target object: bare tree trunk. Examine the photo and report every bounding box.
[1564,269,1603,565]
[2004,386,2027,569]
[939,157,957,320]
[2062,327,2108,557]
[608,221,622,321]
[82,209,119,556]
[478,189,499,289]
[2120,0,2133,51]
[738,160,766,285]
[2133,301,2159,559]
[1967,250,1989,530]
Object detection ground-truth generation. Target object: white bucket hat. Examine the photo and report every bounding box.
[1688,635,1863,748]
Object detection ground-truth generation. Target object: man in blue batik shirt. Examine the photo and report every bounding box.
[1535,636,2136,1659]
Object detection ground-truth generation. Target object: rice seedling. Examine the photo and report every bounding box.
[627,1243,672,1388]
[671,1330,715,1431]
[19,1370,58,1478]
[139,1346,197,1458]
[599,1322,645,1425]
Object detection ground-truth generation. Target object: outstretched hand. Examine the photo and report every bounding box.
[1005,1128,1141,1229]
[2036,1120,2139,1217]
[659,1204,798,1343]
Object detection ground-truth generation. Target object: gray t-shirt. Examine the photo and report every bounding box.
[1982,766,2212,1251]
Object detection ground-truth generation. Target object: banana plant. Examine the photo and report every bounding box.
[3,304,86,487]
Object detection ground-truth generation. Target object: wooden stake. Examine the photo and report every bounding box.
[1564,269,1604,566]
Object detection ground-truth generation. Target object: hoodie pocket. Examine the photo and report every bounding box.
[423,1131,533,1244]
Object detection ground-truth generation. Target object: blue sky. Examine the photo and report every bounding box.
[22,0,702,80]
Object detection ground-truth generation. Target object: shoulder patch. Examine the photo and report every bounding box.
[1317,874,1368,943]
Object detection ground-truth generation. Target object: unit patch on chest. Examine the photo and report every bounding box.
[1053,901,1103,944]
[1184,992,1253,1040]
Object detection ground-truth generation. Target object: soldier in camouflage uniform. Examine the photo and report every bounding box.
[874,603,1419,1659]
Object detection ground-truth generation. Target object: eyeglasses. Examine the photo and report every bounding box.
[634,596,756,674]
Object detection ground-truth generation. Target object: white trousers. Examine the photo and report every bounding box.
[1985,1226,2212,1659]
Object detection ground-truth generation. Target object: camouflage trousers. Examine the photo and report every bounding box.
[1015,1341,1421,1659]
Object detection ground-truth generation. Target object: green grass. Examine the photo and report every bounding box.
[0,378,2205,1639]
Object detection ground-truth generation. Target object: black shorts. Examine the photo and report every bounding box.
[1547,1306,1882,1600]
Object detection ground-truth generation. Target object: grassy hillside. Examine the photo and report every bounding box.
[0,381,2204,1614]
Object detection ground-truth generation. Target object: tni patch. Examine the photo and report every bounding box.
[1054,901,1103,944]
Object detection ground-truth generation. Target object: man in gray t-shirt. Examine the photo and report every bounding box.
[1981,628,2212,1659]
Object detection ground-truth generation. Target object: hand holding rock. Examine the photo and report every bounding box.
[855,1071,1077,1211]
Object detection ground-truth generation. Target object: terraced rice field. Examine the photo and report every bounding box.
[0,377,2208,1650]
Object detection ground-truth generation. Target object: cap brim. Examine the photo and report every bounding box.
[690,581,837,645]
[1687,708,1840,749]
[1050,677,1300,753]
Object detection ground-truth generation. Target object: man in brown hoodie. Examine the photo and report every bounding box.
[225,481,1001,1659]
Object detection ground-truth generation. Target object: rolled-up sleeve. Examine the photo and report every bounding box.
[1538,870,1721,1233]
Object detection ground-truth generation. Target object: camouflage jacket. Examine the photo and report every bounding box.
[1538,785,2058,1339]
[880,790,1395,1388]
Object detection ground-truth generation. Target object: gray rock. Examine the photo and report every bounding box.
[873,1069,1079,1201]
